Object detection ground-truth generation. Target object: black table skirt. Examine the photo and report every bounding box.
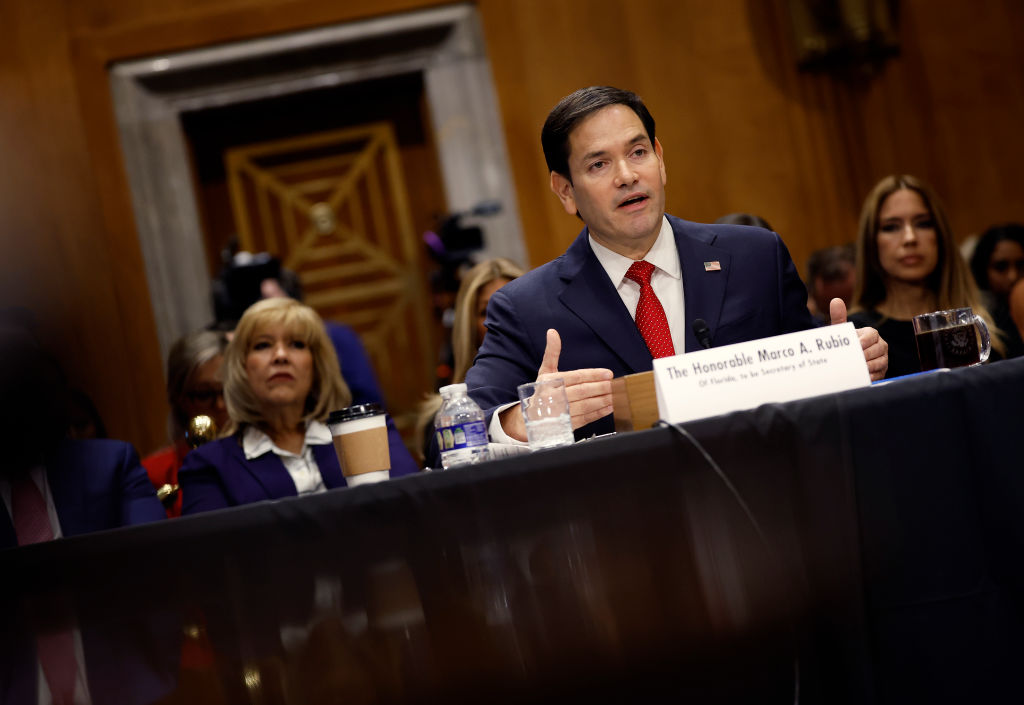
[3,358,1023,704]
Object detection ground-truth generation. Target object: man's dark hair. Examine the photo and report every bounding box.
[541,86,656,180]
[807,243,855,284]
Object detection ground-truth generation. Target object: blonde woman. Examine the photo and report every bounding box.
[180,298,417,514]
[450,258,527,383]
[849,174,1001,377]
[416,258,525,461]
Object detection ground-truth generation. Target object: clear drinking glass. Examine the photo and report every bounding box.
[517,378,575,451]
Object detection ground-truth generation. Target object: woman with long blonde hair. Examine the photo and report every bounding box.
[450,258,527,383]
[180,298,417,514]
[416,258,526,462]
[849,174,1001,377]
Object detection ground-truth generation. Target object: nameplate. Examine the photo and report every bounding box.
[653,323,870,424]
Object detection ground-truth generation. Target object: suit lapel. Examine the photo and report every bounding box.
[47,461,87,538]
[312,444,347,489]
[558,230,653,373]
[673,218,731,352]
[239,449,298,500]
[236,439,347,499]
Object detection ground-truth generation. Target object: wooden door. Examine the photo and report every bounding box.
[225,123,433,431]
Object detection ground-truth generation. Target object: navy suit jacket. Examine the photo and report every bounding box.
[465,215,815,440]
[179,421,419,515]
[0,439,165,549]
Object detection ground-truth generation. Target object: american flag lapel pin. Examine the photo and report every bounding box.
[704,260,722,272]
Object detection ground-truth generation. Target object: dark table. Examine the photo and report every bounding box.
[3,358,1023,704]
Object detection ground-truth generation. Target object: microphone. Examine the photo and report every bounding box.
[692,318,713,349]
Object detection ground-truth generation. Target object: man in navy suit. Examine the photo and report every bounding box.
[465,86,888,445]
[0,319,172,705]
[0,319,166,547]
[0,439,166,549]
[0,439,173,705]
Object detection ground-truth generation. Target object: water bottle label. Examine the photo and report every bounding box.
[438,421,487,450]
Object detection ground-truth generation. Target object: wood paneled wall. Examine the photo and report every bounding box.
[2,0,1023,453]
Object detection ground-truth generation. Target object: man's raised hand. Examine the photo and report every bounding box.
[499,329,614,441]
[830,297,888,381]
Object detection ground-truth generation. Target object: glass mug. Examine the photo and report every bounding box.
[912,307,991,371]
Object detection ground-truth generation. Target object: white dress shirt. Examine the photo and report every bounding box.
[587,216,686,354]
[243,421,333,495]
[489,216,686,443]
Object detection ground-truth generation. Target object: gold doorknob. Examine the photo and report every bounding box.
[311,202,336,235]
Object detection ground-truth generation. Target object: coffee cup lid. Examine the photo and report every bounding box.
[328,403,383,424]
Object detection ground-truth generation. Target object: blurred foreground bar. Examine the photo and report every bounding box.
[3,359,1023,704]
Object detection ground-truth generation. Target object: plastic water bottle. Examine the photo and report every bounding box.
[435,383,490,469]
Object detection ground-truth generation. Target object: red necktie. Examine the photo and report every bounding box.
[12,475,80,704]
[12,474,53,545]
[625,260,675,359]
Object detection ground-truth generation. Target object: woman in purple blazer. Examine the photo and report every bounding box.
[179,299,417,515]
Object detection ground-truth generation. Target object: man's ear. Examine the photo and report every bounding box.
[550,171,577,216]
[655,137,667,186]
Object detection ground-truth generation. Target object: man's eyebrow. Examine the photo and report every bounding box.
[579,134,651,163]
[580,148,609,163]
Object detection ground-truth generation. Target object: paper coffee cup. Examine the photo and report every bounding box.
[327,404,390,487]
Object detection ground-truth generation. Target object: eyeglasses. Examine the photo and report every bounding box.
[989,259,1024,274]
[185,387,224,405]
